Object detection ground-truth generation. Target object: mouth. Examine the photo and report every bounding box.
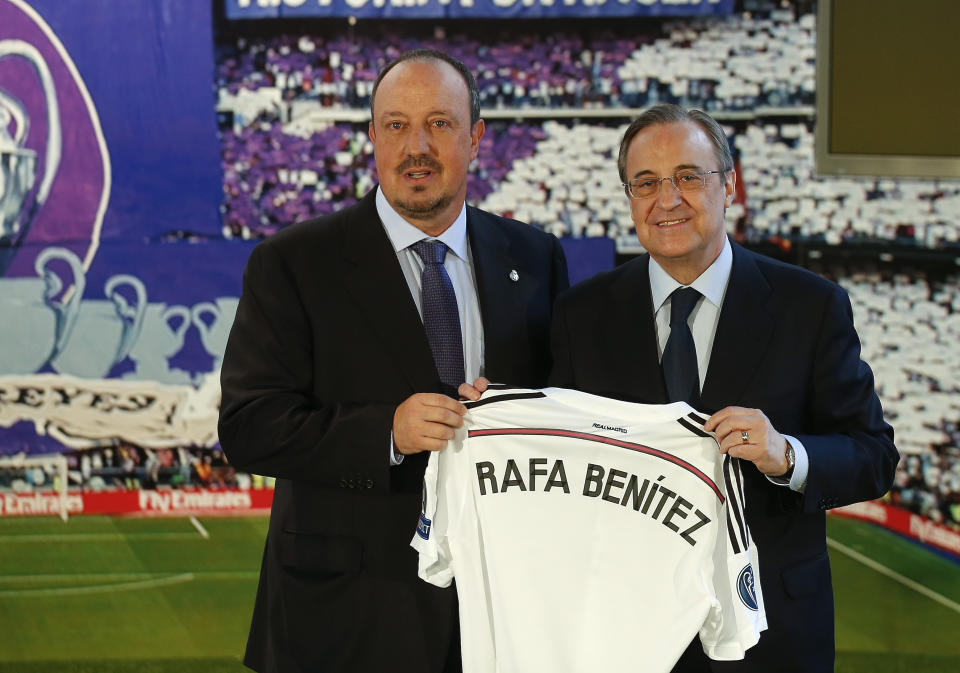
[654,217,689,227]
[398,157,442,183]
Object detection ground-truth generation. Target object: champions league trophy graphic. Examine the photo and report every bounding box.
[0,38,61,276]
[51,273,148,379]
[0,245,84,375]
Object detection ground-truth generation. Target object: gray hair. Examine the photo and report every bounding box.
[617,104,734,182]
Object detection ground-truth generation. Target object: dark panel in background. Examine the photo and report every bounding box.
[816,0,960,177]
[829,0,960,157]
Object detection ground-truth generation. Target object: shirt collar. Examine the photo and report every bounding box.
[649,236,733,313]
[375,186,469,261]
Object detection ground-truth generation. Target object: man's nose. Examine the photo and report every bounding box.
[655,177,683,208]
[406,125,432,155]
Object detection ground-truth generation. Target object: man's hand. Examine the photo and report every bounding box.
[704,406,791,476]
[457,377,490,402]
[393,393,467,455]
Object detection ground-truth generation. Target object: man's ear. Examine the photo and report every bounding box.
[469,119,485,160]
[723,168,737,208]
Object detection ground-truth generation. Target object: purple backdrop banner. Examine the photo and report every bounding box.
[0,1,235,457]
[226,0,734,19]
[0,0,223,278]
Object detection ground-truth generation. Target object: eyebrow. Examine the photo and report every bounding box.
[629,163,703,179]
[377,109,457,121]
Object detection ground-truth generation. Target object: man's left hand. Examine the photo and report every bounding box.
[704,406,790,476]
[458,377,490,401]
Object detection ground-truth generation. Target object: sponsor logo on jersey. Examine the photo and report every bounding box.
[417,513,432,540]
[592,422,627,434]
[737,564,759,611]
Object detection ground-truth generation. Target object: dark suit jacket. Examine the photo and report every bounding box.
[549,241,897,673]
[219,189,568,673]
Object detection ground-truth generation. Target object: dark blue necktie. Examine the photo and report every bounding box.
[411,239,465,398]
[662,286,702,404]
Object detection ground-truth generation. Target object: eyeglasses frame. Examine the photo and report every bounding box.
[622,169,726,200]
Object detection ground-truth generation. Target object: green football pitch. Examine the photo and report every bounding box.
[0,514,957,673]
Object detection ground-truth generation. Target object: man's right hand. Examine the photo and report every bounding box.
[393,393,467,455]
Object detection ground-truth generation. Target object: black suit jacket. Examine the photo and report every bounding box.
[219,189,568,673]
[549,241,897,673]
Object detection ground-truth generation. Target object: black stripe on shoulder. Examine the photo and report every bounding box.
[464,391,546,409]
[677,417,711,438]
[723,456,748,552]
[687,412,708,425]
[725,501,741,555]
[733,458,750,540]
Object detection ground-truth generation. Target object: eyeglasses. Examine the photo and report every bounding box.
[622,170,724,200]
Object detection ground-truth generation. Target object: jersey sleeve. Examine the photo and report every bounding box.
[410,426,468,587]
[699,456,768,659]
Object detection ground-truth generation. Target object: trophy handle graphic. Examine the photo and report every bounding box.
[191,302,219,353]
[161,305,193,362]
[163,305,192,342]
[34,246,84,362]
[0,40,62,246]
[0,88,30,146]
[105,273,148,363]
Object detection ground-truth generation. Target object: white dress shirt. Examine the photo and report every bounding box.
[376,187,484,465]
[649,237,809,492]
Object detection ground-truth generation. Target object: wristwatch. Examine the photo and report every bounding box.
[783,441,796,479]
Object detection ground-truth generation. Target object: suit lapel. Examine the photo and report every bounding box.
[467,209,523,382]
[609,255,669,404]
[341,192,438,393]
[700,243,775,412]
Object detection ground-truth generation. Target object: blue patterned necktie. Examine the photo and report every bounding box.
[662,286,702,404]
[411,239,465,398]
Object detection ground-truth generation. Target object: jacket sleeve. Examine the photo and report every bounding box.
[796,284,899,512]
[217,239,395,487]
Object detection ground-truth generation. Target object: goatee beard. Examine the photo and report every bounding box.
[394,191,454,220]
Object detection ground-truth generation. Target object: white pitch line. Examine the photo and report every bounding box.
[0,572,157,583]
[0,571,259,584]
[189,516,210,539]
[0,532,200,543]
[827,537,960,615]
[0,573,195,598]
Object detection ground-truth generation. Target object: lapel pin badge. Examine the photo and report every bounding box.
[509,270,519,282]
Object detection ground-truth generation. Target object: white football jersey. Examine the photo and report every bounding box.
[412,386,766,673]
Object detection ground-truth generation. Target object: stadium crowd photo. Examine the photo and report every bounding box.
[1,1,958,672]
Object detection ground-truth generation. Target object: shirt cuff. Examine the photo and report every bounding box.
[390,432,405,466]
[766,435,808,492]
